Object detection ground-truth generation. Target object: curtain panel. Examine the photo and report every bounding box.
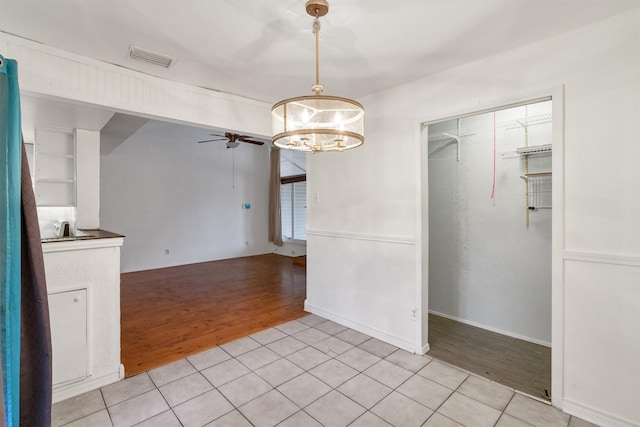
[0,54,22,427]
[1,54,52,427]
[268,147,283,246]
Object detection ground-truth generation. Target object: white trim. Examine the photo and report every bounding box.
[422,343,430,355]
[414,118,427,357]
[306,228,415,245]
[563,251,640,267]
[304,301,416,352]
[429,310,552,348]
[550,85,565,410]
[52,369,121,404]
[42,237,124,253]
[563,398,639,427]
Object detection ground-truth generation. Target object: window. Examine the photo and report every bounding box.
[280,151,306,241]
[281,180,306,241]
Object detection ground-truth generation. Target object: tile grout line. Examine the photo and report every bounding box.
[97,388,115,427]
[419,363,470,426]
[493,393,519,427]
[147,363,193,426]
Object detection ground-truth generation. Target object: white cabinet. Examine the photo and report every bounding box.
[49,289,88,384]
[43,236,124,403]
[35,128,76,206]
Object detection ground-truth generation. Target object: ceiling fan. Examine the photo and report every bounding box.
[197,132,264,149]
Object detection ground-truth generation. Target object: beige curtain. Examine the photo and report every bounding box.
[268,147,283,246]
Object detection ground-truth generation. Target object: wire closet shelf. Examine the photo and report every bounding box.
[521,172,552,210]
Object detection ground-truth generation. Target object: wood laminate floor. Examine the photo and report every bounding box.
[427,313,552,401]
[120,254,306,377]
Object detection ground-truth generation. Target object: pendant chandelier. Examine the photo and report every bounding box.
[272,0,364,153]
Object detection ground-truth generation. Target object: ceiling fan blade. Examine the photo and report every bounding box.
[197,138,227,143]
[237,136,265,146]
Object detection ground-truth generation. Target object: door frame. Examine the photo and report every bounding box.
[415,85,565,408]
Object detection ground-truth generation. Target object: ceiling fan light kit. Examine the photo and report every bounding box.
[271,0,364,153]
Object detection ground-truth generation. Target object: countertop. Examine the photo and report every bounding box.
[41,229,125,243]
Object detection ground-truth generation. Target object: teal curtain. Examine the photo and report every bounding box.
[0,54,22,427]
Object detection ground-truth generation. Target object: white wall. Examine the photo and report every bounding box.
[100,120,273,272]
[75,129,101,229]
[306,132,420,351]
[428,103,552,346]
[307,8,640,427]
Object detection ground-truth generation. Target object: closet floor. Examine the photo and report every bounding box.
[427,313,551,401]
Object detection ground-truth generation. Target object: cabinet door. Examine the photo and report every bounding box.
[49,289,87,384]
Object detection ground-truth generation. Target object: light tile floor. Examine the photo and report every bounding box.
[53,315,599,427]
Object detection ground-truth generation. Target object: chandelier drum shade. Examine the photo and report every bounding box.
[272,0,364,153]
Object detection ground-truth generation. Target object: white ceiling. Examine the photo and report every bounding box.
[2,0,638,105]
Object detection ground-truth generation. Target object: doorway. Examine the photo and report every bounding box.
[422,99,554,400]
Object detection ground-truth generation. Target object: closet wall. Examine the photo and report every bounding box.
[428,101,552,345]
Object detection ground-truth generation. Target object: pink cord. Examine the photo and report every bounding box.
[491,112,496,203]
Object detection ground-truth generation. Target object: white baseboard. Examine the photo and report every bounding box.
[52,368,122,403]
[563,398,640,427]
[422,343,431,355]
[429,310,552,348]
[305,300,417,353]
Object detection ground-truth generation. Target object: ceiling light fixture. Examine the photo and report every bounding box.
[272,0,364,153]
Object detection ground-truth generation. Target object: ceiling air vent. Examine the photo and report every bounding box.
[128,45,175,68]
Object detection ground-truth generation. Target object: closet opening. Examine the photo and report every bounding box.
[423,99,553,401]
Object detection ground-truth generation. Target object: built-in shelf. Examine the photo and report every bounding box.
[35,128,76,207]
[35,179,75,184]
[36,152,75,159]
